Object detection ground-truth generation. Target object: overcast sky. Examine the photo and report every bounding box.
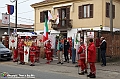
[0,0,44,25]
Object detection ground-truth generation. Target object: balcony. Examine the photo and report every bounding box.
[51,19,73,31]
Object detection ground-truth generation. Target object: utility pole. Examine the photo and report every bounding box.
[15,0,17,30]
[10,0,17,34]
[110,0,113,32]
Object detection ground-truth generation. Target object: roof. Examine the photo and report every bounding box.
[0,20,34,29]
[31,0,73,8]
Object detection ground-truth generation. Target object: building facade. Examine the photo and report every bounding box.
[31,0,120,38]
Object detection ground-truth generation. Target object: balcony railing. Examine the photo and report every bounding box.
[50,19,73,30]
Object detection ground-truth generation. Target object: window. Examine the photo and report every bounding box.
[58,6,70,27]
[40,10,50,23]
[106,2,115,18]
[78,4,93,19]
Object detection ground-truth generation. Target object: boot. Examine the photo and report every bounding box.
[87,72,92,77]
[90,74,96,78]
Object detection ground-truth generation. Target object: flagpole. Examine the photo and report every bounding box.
[8,14,10,36]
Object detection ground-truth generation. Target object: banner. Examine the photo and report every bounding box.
[48,35,56,49]
[24,46,29,63]
[87,32,94,38]
[9,36,17,49]
[36,35,43,47]
[2,13,10,24]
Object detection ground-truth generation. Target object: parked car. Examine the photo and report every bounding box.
[0,42,12,60]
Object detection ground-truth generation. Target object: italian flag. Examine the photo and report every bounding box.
[43,17,48,42]
[43,11,53,42]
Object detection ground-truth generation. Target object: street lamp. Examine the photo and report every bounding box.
[10,0,17,32]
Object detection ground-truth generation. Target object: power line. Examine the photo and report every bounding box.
[0,6,6,8]
[18,10,34,14]
[10,18,34,24]
[11,15,34,21]
[0,0,30,9]
[0,12,34,21]
[18,0,30,4]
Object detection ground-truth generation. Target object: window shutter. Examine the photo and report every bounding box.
[78,6,82,19]
[58,9,62,27]
[90,4,93,18]
[106,3,110,17]
[40,12,43,23]
[112,5,115,19]
[66,7,70,26]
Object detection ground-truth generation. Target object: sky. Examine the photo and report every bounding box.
[0,0,44,25]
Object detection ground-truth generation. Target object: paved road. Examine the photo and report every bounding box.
[0,59,120,79]
[0,63,83,79]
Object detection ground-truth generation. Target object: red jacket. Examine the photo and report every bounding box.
[30,45,36,55]
[88,42,96,63]
[45,43,51,53]
[78,44,86,59]
[18,43,24,53]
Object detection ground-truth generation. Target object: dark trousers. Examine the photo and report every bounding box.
[101,50,106,66]
[72,48,76,63]
[64,49,69,61]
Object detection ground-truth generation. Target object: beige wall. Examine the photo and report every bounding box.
[34,0,120,31]
[72,0,103,29]
[35,5,54,31]
[105,0,120,29]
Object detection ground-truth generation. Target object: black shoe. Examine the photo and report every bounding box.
[87,73,92,77]
[61,63,63,65]
[75,65,80,67]
[84,70,88,74]
[19,62,22,64]
[30,64,35,66]
[57,62,61,64]
[22,62,25,65]
[64,61,67,62]
[67,61,69,63]
[72,62,76,64]
[101,64,106,67]
[78,72,84,75]
[32,64,35,66]
[90,74,96,78]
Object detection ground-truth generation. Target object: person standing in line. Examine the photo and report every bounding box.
[29,42,36,66]
[100,37,107,66]
[77,37,87,75]
[87,38,96,78]
[57,39,64,64]
[64,37,70,63]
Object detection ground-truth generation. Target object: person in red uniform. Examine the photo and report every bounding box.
[13,47,18,62]
[78,37,87,75]
[69,37,72,59]
[30,42,36,66]
[35,46,40,63]
[87,38,96,78]
[18,40,25,65]
[45,40,52,64]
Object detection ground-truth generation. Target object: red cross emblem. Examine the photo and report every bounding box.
[39,39,42,42]
[5,17,8,19]
[11,39,15,43]
[25,50,28,55]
